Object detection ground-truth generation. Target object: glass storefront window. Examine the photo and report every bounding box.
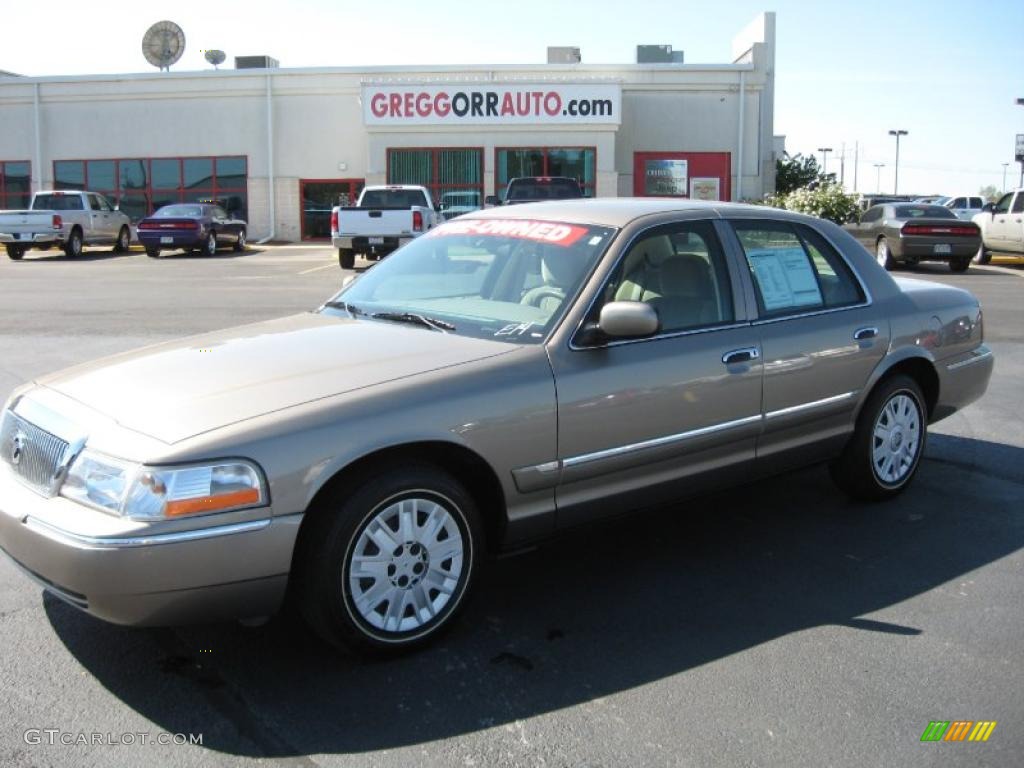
[51,156,248,222]
[387,148,483,209]
[495,147,596,197]
[300,180,365,239]
[0,161,31,208]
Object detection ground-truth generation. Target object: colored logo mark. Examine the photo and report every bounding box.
[920,721,997,742]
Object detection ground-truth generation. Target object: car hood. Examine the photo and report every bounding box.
[33,313,516,444]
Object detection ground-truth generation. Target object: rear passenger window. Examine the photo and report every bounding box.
[595,220,734,334]
[731,221,864,317]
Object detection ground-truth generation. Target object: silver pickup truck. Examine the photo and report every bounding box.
[330,185,439,269]
[0,190,132,260]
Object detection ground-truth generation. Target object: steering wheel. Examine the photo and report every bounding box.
[520,285,566,308]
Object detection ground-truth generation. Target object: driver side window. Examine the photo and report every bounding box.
[993,194,1012,214]
[595,221,735,335]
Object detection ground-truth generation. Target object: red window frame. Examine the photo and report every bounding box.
[51,156,248,220]
[385,147,483,204]
[298,178,366,240]
[494,146,597,196]
[0,160,31,209]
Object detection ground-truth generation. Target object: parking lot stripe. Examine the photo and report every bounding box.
[298,264,337,275]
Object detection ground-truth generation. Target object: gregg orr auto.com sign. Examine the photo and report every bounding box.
[363,83,621,126]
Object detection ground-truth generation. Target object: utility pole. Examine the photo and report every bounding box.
[1003,163,1010,193]
[839,142,846,188]
[818,147,833,178]
[873,163,885,193]
[889,129,908,195]
[853,141,859,192]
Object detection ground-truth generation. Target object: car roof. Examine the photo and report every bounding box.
[468,198,811,228]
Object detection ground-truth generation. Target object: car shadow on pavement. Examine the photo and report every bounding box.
[43,433,1024,758]
[146,248,264,260]
[9,249,135,263]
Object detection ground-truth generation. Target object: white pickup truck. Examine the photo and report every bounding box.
[972,188,1024,264]
[0,190,132,260]
[330,185,439,269]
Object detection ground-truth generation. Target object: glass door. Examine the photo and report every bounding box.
[300,179,365,240]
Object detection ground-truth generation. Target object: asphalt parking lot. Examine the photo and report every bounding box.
[0,244,1021,768]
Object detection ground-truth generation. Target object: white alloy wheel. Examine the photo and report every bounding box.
[871,392,922,486]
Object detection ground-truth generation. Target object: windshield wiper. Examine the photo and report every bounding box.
[322,300,364,316]
[370,311,456,332]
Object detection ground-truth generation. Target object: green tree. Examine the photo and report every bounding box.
[979,184,999,202]
[775,153,835,195]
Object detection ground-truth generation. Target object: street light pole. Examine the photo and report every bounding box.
[873,163,885,193]
[818,147,832,178]
[889,129,908,195]
[1003,162,1010,193]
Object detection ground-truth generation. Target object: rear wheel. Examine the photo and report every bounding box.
[973,244,991,265]
[829,374,927,501]
[5,244,25,260]
[63,228,83,258]
[201,231,217,257]
[338,248,355,270]
[233,229,247,252]
[949,256,970,273]
[875,237,895,270]
[145,246,160,258]
[113,226,131,253]
[294,463,482,653]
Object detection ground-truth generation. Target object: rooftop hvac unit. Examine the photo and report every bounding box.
[637,45,683,64]
[234,55,279,69]
[547,47,581,64]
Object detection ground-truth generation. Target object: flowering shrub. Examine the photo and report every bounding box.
[767,183,860,224]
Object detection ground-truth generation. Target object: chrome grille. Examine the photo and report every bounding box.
[0,409,69,496]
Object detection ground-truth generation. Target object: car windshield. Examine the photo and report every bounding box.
[893,205,956,219]
[155,205,203,217]
[506,180,581,201]
[321,218,617,344]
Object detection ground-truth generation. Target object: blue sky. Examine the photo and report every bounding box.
[4,0,1023,196]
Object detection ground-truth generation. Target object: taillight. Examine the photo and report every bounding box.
[412,210,423,232]
[52,214,62,230]
[902,224,978,236]
[330,209,338,233]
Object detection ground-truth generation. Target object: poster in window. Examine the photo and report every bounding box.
[644,159,688,196]
[690,177,721,201]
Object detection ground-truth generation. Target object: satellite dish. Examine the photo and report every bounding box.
[204,50,226,69]
[142,21,186,71]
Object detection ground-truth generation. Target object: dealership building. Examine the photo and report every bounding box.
[0,14,777,242]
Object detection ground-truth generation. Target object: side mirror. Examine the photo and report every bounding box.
[484,195,500,207]
[577,301,660,345]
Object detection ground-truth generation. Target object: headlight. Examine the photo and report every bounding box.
[61,451,266,521]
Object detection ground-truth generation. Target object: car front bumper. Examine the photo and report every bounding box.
[0,469,299,626]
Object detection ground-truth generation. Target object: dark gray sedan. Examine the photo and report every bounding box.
[0,200,993,654]
[845,203,981,272]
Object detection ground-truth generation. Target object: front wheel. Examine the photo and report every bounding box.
[113,226,131,253]
[338,248,355,269]
[973,244,991,265]
[829,374,927,501]
[5,244,25,260]
[294,463,482,653]
[875,237,895,270]
[233,229,247,252]
[949,256,970,273]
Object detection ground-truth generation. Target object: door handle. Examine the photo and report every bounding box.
[722,347,760,365]
[854,326,878,341]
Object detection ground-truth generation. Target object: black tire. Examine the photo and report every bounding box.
[338,248,355,270]
[5,244,25,260]
[113,226,131,253]
[233,229,247,252]
[829,374,927,502]
[201,231,217,257]
[63,228,83,258]
[949,256,970,273]
[293,463,483,654]
[973,244,991,265]
[875,237,895,270]
[145,246,160,258]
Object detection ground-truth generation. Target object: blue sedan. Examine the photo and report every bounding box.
[136,203,247,257]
